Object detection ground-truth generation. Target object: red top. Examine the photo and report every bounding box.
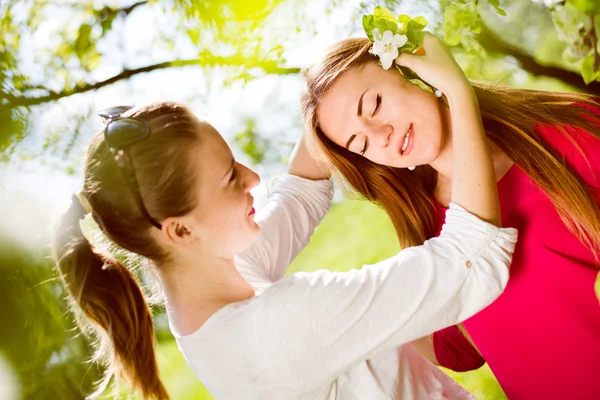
[433,108,600,399]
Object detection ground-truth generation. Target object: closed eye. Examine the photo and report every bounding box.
[371,94,382,118]
[360,137,369,155]
[229,165,238,183]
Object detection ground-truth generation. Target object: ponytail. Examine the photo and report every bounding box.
[52,197,169,399]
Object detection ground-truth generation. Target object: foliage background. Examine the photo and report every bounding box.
[1,0,599,399]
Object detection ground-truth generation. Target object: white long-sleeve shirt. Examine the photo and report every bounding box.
[173,174,518,400]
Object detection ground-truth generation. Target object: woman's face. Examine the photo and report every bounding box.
[187,124,261,256]
[316,61,448,169]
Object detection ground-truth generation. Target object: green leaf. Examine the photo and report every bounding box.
[396,65,434,93]
[362,15,375,41]
[402,20,425,52]
[411,16,428,29]
[397,14,411,34]
[486,0,507,16]
[595,270,600,304]
[582,53,599,84]
[373,6,398,34]
[567,0,600,15]
[74,23,93,60]
[444,30,463,47]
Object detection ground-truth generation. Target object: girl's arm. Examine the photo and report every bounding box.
[235,135,332,283]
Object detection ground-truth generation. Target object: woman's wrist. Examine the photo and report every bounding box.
[445,82,477,111]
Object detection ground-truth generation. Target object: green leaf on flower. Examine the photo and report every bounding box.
[396,65,434,94]
[411,16,428,29]
[567,0,600,16]
[362,15,375,42]
[401,20,425,52]
[373,5,398,34]
[397,14,411,34]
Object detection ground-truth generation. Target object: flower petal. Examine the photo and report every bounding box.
[372,28,383,41]
[382,30,393,43]
[393,34,408,48]
[380,53,394,70]
[372,40,385,56]
[390,47,399,61]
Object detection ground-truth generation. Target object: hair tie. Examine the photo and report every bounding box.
[75,191,93,213]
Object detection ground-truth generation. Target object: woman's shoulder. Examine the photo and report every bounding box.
[535,103,600,189]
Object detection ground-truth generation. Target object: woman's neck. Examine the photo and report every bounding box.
[158,250,255,336]
[432,105,513,207]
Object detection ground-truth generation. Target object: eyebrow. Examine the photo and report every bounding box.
[346,89,369,149]
[357,89,368,117]
[345,134,356,149]
[223,158,235,180]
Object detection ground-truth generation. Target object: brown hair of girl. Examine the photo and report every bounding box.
[52,102,205,399]
[301,37,600,259]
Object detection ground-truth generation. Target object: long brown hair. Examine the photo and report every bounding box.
[301,37,600,258]
[52,103,205,399]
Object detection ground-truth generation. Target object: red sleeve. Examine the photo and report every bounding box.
[433,325,485,372]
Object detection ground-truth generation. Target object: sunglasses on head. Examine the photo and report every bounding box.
[97,105,162,230]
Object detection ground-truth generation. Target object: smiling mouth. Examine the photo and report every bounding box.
[400,124,413,155]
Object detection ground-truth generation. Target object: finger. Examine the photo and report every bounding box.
[395,52,422,69]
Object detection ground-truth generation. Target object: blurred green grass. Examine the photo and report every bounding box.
[151,199,507,400]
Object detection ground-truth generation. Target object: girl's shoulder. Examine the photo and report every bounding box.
[535,102,600,190]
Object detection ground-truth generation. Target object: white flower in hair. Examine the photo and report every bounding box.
[371,28,408,70]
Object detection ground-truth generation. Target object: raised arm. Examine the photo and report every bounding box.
[245,203,516,389]
[396,33,500,226]
[235,135,332,283]
[287,134,330,180]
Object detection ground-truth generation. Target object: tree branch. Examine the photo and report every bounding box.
[5,55,300,109]
[120,0,147,15]
[478,23,600,95]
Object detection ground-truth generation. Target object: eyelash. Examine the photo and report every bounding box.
[229,165,238,182]
[372,93,382,117]
[359,94,380,155]
[360,137,369,155]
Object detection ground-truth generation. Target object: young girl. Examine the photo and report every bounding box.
[52,44,516,400]
[302,32,600,399]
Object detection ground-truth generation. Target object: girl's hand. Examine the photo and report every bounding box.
[395,32,472,100]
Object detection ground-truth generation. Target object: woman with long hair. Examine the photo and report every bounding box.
[52,68,515,400]
[301,32,600,399]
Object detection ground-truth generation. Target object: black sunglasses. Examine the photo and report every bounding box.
[97,105,162,229]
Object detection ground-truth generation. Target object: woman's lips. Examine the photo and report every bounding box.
[249,207,256,216]
[399,124,414,156]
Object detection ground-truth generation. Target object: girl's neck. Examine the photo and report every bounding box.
[158,251,255,336]
[431,105,513,207]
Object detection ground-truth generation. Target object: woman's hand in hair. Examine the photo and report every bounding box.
[287,135,330,181]
[395,32,472,100]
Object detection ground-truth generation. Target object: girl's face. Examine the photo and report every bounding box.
[182,124,261,256]
[316,62,448,169]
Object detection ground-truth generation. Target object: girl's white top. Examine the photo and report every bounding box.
[172,174,518,400]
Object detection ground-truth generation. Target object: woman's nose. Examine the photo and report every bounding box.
[370,124,393,148]
[243,166,260,191]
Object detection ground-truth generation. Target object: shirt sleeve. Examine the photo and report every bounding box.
[433,325,486,372]
[242,203,518,389]
[234,174,334,283]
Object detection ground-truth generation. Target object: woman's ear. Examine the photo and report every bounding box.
[161,217,199,246]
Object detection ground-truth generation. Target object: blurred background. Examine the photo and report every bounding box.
[1,0,599,399]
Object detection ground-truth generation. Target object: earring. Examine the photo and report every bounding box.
[435,89,443,98]
[408,166,415,171]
